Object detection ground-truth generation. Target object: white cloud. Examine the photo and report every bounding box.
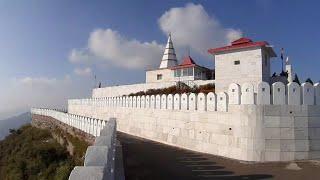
[0,76,91,120]
[69,3,242,69]
[74,67,92,77]
[69,48,93,64]
[69,29,164,70]
[18,77,58,86]
[158,3,242,55]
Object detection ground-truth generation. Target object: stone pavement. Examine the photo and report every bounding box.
[118,132,320,180]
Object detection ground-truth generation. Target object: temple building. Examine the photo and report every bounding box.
[146,34,213,84]
[144,35,296,93]
[208,37,277,92]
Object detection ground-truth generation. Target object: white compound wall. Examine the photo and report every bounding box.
[67,81,320,162]
[68,101,320,162]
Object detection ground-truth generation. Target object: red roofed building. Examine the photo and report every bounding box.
[146,36,278,92]
[171,56,213,82]
[146,35,214,84]
[208,37,276,56]
[208,37,277,92]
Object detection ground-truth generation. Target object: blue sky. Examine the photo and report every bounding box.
[0,0,319,119]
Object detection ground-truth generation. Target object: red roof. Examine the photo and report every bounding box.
[181,56,196,66]
[208,37,270,54]
[171,56,197,70]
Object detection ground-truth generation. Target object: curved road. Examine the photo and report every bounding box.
[118,132,320,180]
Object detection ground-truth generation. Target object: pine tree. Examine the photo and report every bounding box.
[293,74,301,85]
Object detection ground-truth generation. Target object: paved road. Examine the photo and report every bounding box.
[118,132,320,180]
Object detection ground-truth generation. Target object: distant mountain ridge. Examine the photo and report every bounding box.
[0,112,31,140]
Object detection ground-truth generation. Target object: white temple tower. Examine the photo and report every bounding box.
[286,57,294,83]
[159,34,178,68]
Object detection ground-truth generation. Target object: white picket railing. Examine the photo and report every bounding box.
[31,108,118,180]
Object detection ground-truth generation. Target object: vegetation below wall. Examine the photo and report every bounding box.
[128,83,215,96]
[0,124,89,180]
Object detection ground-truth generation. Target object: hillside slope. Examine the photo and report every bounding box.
[0,124,89,180]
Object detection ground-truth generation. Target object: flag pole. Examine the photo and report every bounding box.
[281,48,284,72]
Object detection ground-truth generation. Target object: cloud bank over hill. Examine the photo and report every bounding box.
[69,3,242,69]
[0,75,91,120]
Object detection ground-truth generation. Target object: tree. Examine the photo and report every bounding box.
[280,70,288,77]
[272,72,277,77]
[9,129,16,134]
[293,74,301,85]
[306,78,314,85]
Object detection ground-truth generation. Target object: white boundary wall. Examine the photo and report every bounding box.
[67,81,320,162]
[68,101,320,162]
[72,82,320,112]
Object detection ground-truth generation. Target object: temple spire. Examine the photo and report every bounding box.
[159,34,178,68]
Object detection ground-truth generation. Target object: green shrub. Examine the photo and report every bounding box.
[128,83,215,96]
[0,124,87,180]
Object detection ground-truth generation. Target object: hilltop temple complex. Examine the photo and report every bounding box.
[32,34,320,171]
[93,35,295,97]
[146,34,214,84]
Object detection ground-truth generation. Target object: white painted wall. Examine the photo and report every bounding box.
[63,103,320,162]
[257,82,270,105]
[206,92,216,112]
[214,47,271,93]
[181,93,188,110]
[167,94,174,110]
[174,94,180,110]
[287,82,301,105]
[197,93,206,111]
[241,83,254,104]
[189,93,197,111]
[315,83,320,105]
[272,82,286,105]
[302,83,315,105]
[217,92,228,112]
[161,94,167,109]
[228,83,241,105]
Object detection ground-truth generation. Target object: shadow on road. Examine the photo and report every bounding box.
[118,132,273,180]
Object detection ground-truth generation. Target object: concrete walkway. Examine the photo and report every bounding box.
[118,132,274,180]
[118,132,320,180]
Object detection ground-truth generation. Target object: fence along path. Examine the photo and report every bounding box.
[31,108,120,180]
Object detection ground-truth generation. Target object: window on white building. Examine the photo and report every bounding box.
[182,68,188,76]
[234,60,240,65]
[157,74,163,80]
[187,67,193,76]
[174,69,181,77]
[178,67,194,77]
